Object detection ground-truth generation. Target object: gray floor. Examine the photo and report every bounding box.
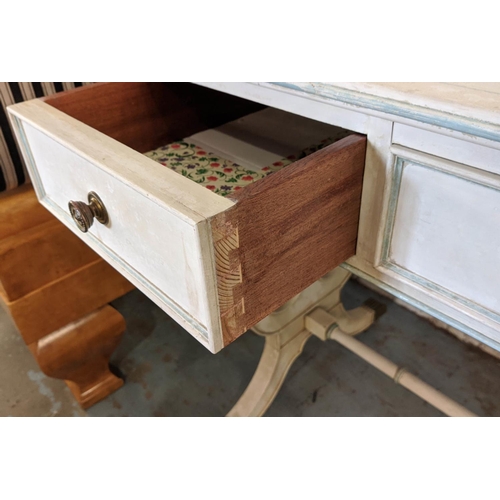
[1,279,500,417]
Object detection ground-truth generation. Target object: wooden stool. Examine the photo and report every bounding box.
[0,186,134,408]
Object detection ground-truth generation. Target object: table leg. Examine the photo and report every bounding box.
[228,268,377,416]
[227,328,311,417]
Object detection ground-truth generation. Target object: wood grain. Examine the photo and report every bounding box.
[211,134,367,345]
[211,223,244,336]
[29,306,125,409]
[0,186,52,240]
[2,259,133,345]
[43,83,264,153]
[0,218,99,301]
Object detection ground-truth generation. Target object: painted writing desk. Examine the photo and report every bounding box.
[8,82,499,416]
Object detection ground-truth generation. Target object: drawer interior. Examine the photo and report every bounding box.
[43,83,353,198]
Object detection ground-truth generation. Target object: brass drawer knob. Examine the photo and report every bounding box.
[68,191,108,233]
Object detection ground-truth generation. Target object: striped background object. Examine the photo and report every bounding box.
[0,82,90,192]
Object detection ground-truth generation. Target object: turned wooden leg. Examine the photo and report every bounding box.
[228,268,378,417]
[29,306,125,409]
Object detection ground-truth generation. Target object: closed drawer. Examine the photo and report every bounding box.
[382,144,500,344]
[8,83,366,353]
[393,122,500,175]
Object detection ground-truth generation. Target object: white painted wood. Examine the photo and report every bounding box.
[346,142,500,350]
[390,145,500,190]
[227,82,498,353]
[8,101,229,353]
[393,122,500,175]
[350,116,394,266]
[198,82,373,135]
[260,83,500,143]
[388,155,500,317]
[305,307,476,417]
[24,121,220,349]
[227,328,311,417]
[331,82,500,129]
[345,257,500,351]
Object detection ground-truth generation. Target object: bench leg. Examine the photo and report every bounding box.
[29,306,125,409]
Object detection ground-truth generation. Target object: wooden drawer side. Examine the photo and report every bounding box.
[211,134,367,345]
[42,82,265,154]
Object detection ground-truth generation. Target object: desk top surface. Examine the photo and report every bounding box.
[260,82,500,143]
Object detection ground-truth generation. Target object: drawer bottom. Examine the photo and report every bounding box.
[144,108,351,199]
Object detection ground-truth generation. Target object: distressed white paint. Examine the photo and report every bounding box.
[263,82,500,144]
[348,116,394,266]
[198,82,373,135]
[329,82,500,130]
[389,157,500,317]
[8,101,230,353]
[23,121,220,346]
[27,120,216,319]
[393,122,500,175]
[201,82,500,147]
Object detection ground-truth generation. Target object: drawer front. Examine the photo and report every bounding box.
[8,84,366,353]
[393,122,500,175]
[381,145,500,344]
[10,103,227,352]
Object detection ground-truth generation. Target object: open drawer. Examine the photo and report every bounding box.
[8,83,366,353]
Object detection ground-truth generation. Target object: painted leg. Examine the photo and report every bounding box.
[228,267,380,417]
[29,306,125,409]
[324,302,377,338]
[227,328,311,417]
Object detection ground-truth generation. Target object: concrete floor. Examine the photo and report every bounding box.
[1,279,500,417]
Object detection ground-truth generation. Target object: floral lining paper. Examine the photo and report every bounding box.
[144,131,351,197]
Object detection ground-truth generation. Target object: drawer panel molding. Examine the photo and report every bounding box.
[380,146,500,326]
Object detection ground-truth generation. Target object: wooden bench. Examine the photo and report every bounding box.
[0,186,134,408]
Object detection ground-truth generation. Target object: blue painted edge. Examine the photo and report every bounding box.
[381,153,500,325]
[380,156,404,262]
[271,83,500,144]
[341,262,500,353]
[13,115,47,200]
[383,261,500,324]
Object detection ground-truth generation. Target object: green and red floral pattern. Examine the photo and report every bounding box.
[144,131,350,197]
